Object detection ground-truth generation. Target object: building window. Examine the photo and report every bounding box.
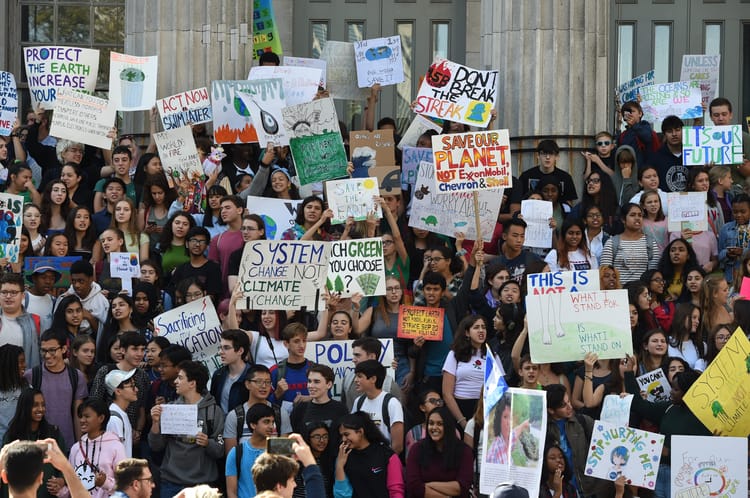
[616,23,634,85]
[432,21,449,61]
[704,23,722,55]
[653,23,671,83]
[311,21,329,59]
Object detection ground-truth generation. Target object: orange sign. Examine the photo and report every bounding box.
[397,305,445,341]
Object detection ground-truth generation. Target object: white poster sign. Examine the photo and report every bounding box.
[49,89,115,149]
[108,52,158,111]
[283,56,327,87]
[159,404,199,436]
[23,46,100,109]
[0,72,18,136]
[156,87,213,130]
[319,41,370,101]
[248,65,321,106]
[353,36,405,88]
[246,196,302,240]
[520,200,553,249]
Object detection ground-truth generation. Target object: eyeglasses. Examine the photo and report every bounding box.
[585,178,601,184]
[136,476,155,484]
[595,141,612,146]
[41,347,62,356]
[650,278,666,284]
[381,240,394,245]
[185,292,205,300]
[120,381,137,390]
[309,434,329,442]
[586,212,602,218]
[187,238,208,245]
[248,379,272,387]
[0,290,21,296]
[386,286,401,292]
[426,398,444,406]
[241,226,259,232]
[715,334,731,342]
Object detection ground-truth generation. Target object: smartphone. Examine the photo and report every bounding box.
[266,437,294,456]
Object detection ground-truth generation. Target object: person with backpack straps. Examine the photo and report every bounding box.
[616,100,661,168]
[600,202,659,285]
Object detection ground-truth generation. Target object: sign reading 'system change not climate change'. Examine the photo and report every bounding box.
[431,130,512,193]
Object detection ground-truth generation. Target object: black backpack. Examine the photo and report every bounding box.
[233,402,282,479]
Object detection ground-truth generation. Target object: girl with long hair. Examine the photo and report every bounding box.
[282,195,333,241]
[688,166,724,237]
[626,282,658,346]
[263,166,301,200]
[636,329,669,376]
[667,303,706,371]
[641,269,675,333]
[132,280,159,331]
[545,218,598,271]
[600,203,659,285]
[68,334,99,390]
[571,352,621,420]
[227,214,266,291]
[701,275,733,338]
[157,211,196,279]
[704,322,735,367]
[145,336,171,382]
[40,180,71,235]
[599,264,621,290]
[111,198,149,260]
[639,189,669,252]
[583,204,611,265]
[96,227,127,295]
[0,344,27,443]
[571,171,622,235]
[60,162,92,208]
[96,294,143,363]
[138,173,177,249]
[684,266,705,307]
[539,443,579,498]
[405,388,445,458]
[408,227,447,289]
[51,294,86,342]
[709,165,733,223]
[65,206,103,264]
[658,238,699,302]
[44,232,69,256]
[23,203,45,255]
[139,259,172,312]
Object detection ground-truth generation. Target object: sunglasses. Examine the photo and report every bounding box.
[596,141,611,146]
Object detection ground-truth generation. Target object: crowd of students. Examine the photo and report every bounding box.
[1,46,749,498]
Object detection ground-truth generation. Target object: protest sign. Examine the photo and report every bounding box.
[526,289,632,363]
[24,256,82,289]
[109,252,140,295]
[23,46,99,109]
[282,98,347,185]
[153,296,223,376]
[325,177,382,224]
[480,388,546,497]
[159,404,199,436]
[666,192,708,232]
[639,81,703,129]
[237,78,288,148]
[585,421,664,489]
[353,36,404,88]
[369,165,402,197]
[521,200,553,248]
[401,146,432,189]
[153,126,204,181]
[409,161,501,242]
[350,129,396,177]
[682,125,743,166]
[397,305,445,341]
[48,89,115,150]
[283,56,327,87]
[600,394,633,427]
[306,338,394,401]
[0,72,18,136]
[108,52,158,111]
[671,435,747,498]
[252,0,283,59]
[246,196,302,240]
[680,54,721,108]
[684,328,750,437]
[237,240,330,310]
[397,114,442,150]
[432,130,511,193]
[740,277,750,300]
[616,70,655,106]
[326,238,386,297]
[156,87,212,131]
[249,66,322,106]
[320,41,370,101]
[637,368,672,403]
[415,58,498,127]
[211,80,259,144]
[526,270,600,295]
[0,194,24,263]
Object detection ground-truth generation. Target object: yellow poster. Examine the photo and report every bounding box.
[684,328,750,437]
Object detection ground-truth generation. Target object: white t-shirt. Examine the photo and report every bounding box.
[249,331,289,368]
[25,292,55,333]
[107,403,132,458]
[351,391,403,443]
[442,350,485,399]
[544,248,598,272]
[0,316,24,347]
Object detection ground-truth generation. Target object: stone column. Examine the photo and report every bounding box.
[480,0,611,181]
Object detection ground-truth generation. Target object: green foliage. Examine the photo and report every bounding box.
[120,67,145,82]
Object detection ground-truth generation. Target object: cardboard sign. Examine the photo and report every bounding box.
[600,394,633,427]
[320,41,370,101]
[211,80,260,144]
[283,56,327,87]
[236,240,330,310]
[584,421,664,489]
[305,339,394,401]
[526,270,600,295]
[23,46,99,109]
[159,404,199,436]
[0,194,24,263]
[526,290,633,363]
[153,297,223,376]
[245,196,302,240]
[353,36,404,88]
[282,98,347,185]
[397,305,445,341]
[680,54,721,108]
[671,435,747,498]
[156,87,212,130]
[682,125,743,166]
[24,256,82,289]
[252,0,283,59]
[521,199,553,248]
[325,177,382,224]
[350,129,396,177]
[479,388,547,498]
[666,192,708,232]
[397,114,442,150]
[408,161,501,242]
[431,130,512,192]
[401,146,432,189]
[108,52,158,111]
[326,238,386,297]
[237,78,288,148]
[248,66,321,106]
[637,368,672,403]
[415,58,498,127]
[0,72,18,136]
[616,70,655,106]
[684,328,750,437]
[48,89,115,150]
[640,81,703,129]
[153,126,204,181]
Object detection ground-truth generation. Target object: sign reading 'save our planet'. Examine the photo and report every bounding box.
[431,130,512,193]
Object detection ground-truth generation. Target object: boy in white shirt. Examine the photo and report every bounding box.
[351,359,404,455]
[105,369,138,458]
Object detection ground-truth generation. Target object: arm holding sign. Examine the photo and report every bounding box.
[511,319,528,373]
[146,107,158,154]
[9,119,26,162]
[363,84,380,132]
[300,209,334,241]
[376,196,407,261]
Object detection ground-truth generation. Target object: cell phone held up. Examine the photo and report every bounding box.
[266,437,294,456]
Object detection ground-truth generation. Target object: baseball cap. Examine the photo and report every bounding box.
[105,369,136,395]
[491,484,530,498]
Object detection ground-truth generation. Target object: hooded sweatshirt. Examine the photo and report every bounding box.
[58,431,126,498]
[56,281,110,338]
[148,394,225,486]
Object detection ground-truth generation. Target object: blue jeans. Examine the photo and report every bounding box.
[161,480,184,498]
[654,463,670,498]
